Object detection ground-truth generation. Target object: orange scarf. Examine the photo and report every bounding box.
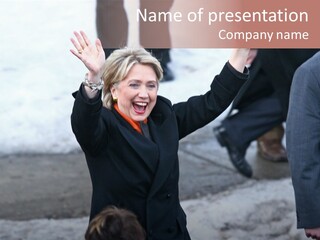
[114,103,147,134]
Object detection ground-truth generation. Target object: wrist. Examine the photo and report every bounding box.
[83,73,104,92]
[229,49,250,73]
[86,72,101,84]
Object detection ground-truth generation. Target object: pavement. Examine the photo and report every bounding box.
[0,121,309,240]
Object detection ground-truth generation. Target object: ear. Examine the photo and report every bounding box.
[110,84,117,99]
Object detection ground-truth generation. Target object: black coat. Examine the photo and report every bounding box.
[231,49,319,119]
[71,63,248,240]
[254,49,319,118]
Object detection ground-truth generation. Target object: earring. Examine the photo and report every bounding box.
[113,97,118,103]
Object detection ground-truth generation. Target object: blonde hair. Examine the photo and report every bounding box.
[101,48,163,109]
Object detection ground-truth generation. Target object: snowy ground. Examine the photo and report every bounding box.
[1,0,231,156]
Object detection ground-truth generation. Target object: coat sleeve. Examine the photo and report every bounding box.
[70,85,108,155]
[286,54,320,229]
[173,62,249,139]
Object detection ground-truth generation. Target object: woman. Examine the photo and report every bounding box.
[70,30,249,240]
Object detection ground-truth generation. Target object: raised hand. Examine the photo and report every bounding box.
[228,48,250,73]
[246,49,258,67]
[70,31,105,79]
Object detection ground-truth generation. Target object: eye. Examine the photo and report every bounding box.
[129,83,140,89]
[147,83,157,89]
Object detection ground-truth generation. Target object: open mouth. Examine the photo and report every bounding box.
[133,102,148,114]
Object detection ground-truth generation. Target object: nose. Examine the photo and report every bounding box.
[138,86,148,98]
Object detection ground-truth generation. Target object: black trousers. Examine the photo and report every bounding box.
[221,94,285,152]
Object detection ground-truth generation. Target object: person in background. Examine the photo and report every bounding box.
[70,30,250,239]
[96,0,175,81]
[286,51,320,240]
[213,49,318,178]
[85,206,145,240]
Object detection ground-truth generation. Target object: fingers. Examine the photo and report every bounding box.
[70,30,93,57]
[95,39,103,52]
[80,30,91,47]
[71,31,99,54]
[70,31,105,65]
[94,39,106,61]
[70,37,83,54]
[69,48,82,60]
[74,31,88,50]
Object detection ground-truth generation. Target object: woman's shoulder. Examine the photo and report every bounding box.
[157,95,172,107]
[150,96,174,122]
[100,107,118,124]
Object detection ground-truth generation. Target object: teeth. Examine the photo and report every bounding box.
[135,102,147,106]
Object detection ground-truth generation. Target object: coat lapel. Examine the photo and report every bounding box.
[147,115,179,198]
[112,109,159,173]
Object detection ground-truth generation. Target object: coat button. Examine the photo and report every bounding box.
[166,193,171,198]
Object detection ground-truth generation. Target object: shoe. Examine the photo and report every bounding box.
[213,125,253,178]
[257,125,287,162]
[161,64,174,82]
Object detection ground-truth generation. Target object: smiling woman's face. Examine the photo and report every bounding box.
[111,63,159,122]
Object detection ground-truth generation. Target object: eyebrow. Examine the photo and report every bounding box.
[128,79,157,83]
